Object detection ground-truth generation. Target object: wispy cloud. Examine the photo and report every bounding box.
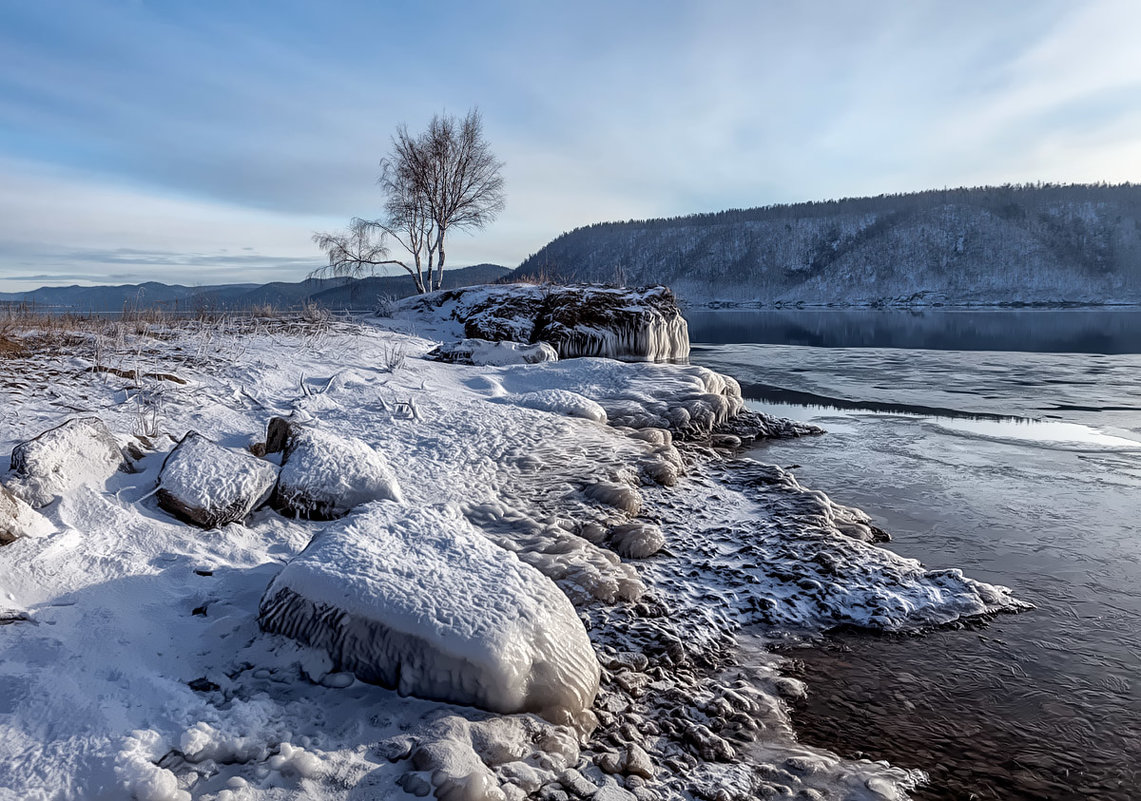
[1,0,1137,290]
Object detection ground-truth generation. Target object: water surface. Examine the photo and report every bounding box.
[690,310,1141,800]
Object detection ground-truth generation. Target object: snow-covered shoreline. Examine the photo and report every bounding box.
[0,307,1025,801]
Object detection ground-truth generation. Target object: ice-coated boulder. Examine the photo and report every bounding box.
[1,483,55,545]
[7,417,126,507]
[156,432,278,528]
[272,427,403,519]
[494,389,608,424]
[608,522,665,559]
[258,503,600,725]
[395,283,690,362]
[426,339,558,366]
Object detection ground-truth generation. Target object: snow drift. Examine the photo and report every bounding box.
[0,482,55,544]
[258,503,600,726]
[426,338,559,366]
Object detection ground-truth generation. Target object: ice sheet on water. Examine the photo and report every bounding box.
[258,502,601,726]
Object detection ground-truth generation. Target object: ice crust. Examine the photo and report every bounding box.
[273,426,404,519]
[6,416,125,507]
[157,431,278,528]
[258,503,601,724]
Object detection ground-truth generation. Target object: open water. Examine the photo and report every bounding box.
[689,309,1141,801]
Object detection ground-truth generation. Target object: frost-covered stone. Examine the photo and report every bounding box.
[258,503,600,723]
[273,427,403,519]
[7,417,125,507]
[428,339,559,366]
[0,483,55,545]
[608,523,665,560]
[156,432,278,528]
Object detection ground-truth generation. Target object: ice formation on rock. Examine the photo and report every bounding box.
[427,338,559,366]
[0,482,55,544]
[608,522,665,559]
[6,416,125,507]
[273,426,403,519]
[156,432,278,528]
[395,283,691,362]
[258,503,600,724]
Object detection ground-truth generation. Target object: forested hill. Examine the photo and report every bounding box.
[515,184,1141,306]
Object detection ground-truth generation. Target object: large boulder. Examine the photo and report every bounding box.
[157,432,278,528]
[396,284,690,362]
[258,503,600,726]
[7,417,126,507]
[273,426,403,520]
[1,483,55,545]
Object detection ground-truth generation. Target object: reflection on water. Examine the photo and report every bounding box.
[686,308,1141,353]
[690,326,1141,801]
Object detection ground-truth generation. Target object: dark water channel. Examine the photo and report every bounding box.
[689,309,1141,801]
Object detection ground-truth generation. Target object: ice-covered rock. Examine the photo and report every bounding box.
[536,285,689,362]
[156,432,278,528]
[258,503,600,724]
[395,283,690,362]
[427,338,559,366]
[272,426,403,519]
[0,482,55,545]
[608,522,665,559]
[6,416,126,507]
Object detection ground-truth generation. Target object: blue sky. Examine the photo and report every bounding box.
[2,0,1140,291]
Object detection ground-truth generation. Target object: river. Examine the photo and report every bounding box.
[688,309,1141,801]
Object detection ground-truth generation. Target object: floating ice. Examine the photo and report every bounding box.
[6,416,125,507]
[0,482,55,544]
[156,432,278,528]
[427,338,559,366]
[258,503,600,725]
[273,426,404,519]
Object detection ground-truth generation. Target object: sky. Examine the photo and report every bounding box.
[2,0,1140,292]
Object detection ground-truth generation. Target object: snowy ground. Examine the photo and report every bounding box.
[0,313,1023,800]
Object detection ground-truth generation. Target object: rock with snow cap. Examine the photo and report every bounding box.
[272,426,403,519]
[258,502,601,726]
[7,416,126,507]
[156,432,278,528]
[427,338,559,366]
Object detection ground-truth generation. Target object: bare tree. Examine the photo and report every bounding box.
[313,107,504,293]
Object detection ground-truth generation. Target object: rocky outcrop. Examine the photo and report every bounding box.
[399,284,691,362]
[7,417,126,507]
[156,432,278,528]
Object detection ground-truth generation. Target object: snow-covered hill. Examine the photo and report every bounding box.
[516,184,1141,306]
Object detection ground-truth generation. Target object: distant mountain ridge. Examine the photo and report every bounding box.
[515,184,1141,306]
[0,264,510,312]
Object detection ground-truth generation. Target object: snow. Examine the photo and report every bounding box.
[427,338,559,366]
[273,426,404,519]
[157,432,278,528]
[0,311,1027,800]
[5,416,125,508]
[0,483,55,545]
[258,502,601,726]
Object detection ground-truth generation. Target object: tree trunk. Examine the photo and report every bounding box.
[434,228,446,291]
